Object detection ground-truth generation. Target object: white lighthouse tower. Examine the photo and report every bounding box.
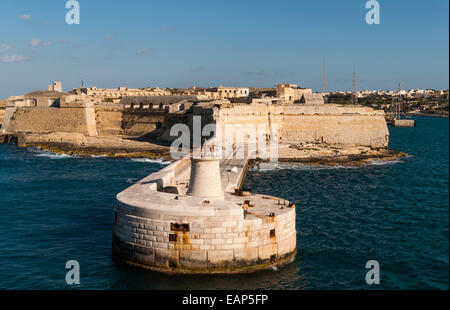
[187,143,224,200]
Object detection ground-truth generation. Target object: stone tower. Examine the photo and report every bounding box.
[48,81,62,92]
[187,157,224,200]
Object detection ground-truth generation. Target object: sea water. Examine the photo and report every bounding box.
[0,116,448,289]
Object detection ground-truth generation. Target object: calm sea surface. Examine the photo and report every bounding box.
[0,116,448,289]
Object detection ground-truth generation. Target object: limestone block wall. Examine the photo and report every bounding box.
[84,105,99,136]
[113,205,296,272]
[0,109,5,127]
[1,107,16,133]
[94,106,124,136]
[275,114,388,146]
[6,106,98,136]
[208,104,389,148]
[121,111,168,137]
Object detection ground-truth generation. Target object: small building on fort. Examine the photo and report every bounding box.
[74,86,171,101]
[173,86,250,100]
[48,81,62,92]
[299,93,325,105]
[275,83,312,101]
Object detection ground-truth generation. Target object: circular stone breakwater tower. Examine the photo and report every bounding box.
[112,154,297,273]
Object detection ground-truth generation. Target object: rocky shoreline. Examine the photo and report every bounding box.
[276,151,406,166]
[0,132,171,159]
[1,133,406,164]
[258,142,407,166]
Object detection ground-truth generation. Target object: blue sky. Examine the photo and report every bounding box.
[0,0,448,98]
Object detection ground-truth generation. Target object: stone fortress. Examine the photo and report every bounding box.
[0,80,391,273]
[110,84,388,273]
[73,86,171,103]
[172,86,250,100]
[1,86,98,137]
[1,81,389,148]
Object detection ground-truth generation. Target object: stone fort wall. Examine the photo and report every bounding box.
[113,203,296,272]
[0,109,4,127]
[6,105,98,136]
[4,104,124,137]
[94,105,124,136]
[208,104,389,148]
[121,110,168,137]
[2,100,389,149]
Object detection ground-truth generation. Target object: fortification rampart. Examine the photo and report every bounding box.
[94,105,124,136]
[121,110,170,137]
[0,109,4,127]
[5,105,98,136]
[207,104,389,148]
[1,94,389,149]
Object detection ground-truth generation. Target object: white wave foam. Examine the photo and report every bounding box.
[34,152,111,159]
[130,158,172,165]
[367,154,412,166]
[34,152,76,159]
[367,159,404,166]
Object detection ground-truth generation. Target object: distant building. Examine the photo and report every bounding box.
[299,93,325,105]
[120,95,199,113]
[213,86,249,99]
[275,83,312,101]
[48,81,62,92]
[75,87,171,99]
[173,86,249,100]
[8,90,70,108]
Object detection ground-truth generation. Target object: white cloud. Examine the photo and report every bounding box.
[0,44,11,53]
[105,35,115,40]
[0,55,29,63]
[29,38,52,47]
[137,48,156,56]
[19,14,31,20]
[137,48,149,56]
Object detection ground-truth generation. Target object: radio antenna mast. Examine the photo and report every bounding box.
[352,65,358,104]
[321,58,327,93]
